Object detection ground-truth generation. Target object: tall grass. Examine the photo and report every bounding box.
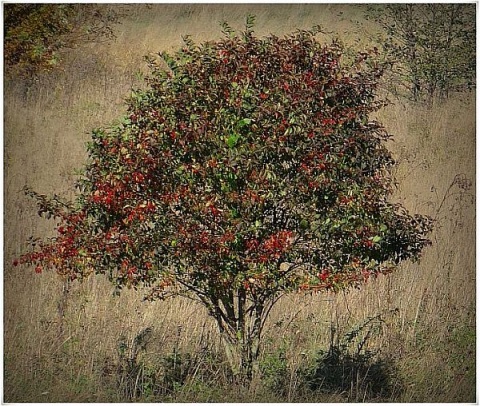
[4,4,475,402]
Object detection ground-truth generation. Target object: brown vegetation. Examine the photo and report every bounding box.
[4,4,475,402]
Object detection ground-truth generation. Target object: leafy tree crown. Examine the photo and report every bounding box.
[18,22,432,303]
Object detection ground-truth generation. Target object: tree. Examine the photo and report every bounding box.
[4,4,120,77]
[366,4,476,103]
[16,18,433,385]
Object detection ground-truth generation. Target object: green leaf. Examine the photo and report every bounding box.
[372,235,382,243]
[226,133,240,148]
[238,118,252,127]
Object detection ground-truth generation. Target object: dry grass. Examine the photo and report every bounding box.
[4,4,475,403]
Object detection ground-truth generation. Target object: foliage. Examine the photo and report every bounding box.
[4,4,120,77]
[17,17,432,383]
[301,312,403,401]
[116,327,154,400]
[366,4,476,103]
[260,345,289,395]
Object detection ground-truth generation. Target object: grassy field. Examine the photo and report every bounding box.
[4,4,476,402]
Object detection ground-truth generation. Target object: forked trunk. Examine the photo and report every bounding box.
[211,289,265,387]
[219,325,262,387]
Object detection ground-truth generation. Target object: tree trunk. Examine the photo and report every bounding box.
[212,290,264,387]
[221,332,261,387]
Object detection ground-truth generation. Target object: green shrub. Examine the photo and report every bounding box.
[4,4,119,77]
